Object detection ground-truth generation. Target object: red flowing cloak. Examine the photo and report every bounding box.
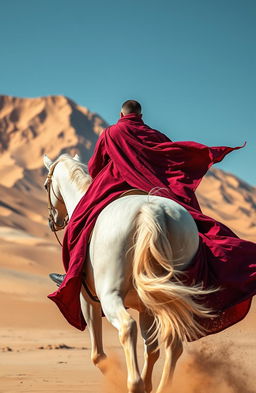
[48,113,256,337]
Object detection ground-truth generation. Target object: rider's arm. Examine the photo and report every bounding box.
[88,130,110,179]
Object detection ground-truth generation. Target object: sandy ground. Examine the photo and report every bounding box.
[0,212,255,393]
[0,291,255,393]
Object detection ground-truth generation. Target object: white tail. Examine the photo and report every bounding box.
[132,201,215,345]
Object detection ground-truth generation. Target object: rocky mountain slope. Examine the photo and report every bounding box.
[0,95,108,298]
[0,95,255,301]
[198,168,256,241]
[0,94,255,241]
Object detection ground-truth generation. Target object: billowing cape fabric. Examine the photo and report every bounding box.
[48,113,256,338]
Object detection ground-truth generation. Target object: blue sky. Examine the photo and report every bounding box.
[0,0,255,184]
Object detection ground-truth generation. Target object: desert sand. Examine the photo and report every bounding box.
[0,95,255,393]
[1,294,255,393]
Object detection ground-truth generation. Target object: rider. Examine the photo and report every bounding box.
[49,100,169,286]
[48,99,256,336]
[49,100,146,286]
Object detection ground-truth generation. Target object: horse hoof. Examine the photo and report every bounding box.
[128,378,145,393]
[92,353,108,374]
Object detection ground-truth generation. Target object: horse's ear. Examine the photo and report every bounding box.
[43,155,53,169]
[73,154,81,162]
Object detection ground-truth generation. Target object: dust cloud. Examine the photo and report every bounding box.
[171,342,254,393]
[102,343,254,393]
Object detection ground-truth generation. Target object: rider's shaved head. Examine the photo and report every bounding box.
[121,100,142,116]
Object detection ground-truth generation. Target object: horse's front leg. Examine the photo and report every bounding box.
[80,286,107,373]
[156,337,183,393]
[139,310,160,393]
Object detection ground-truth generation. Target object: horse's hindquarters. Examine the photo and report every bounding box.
[161,199,199,270]
[88,194,199,303]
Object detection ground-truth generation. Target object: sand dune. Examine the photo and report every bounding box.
[0,95,255,393]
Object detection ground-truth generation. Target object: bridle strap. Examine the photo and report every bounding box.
[50,181,65,204]
[46,163,69,247]
[53,229,64,247]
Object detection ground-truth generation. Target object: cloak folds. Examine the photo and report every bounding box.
[48,113,256,338]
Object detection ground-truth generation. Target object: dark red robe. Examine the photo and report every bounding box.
[48,113,256,337]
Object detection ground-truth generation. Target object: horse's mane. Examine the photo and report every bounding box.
[54,154,92,192]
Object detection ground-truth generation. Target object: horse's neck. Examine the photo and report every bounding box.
[63,185,86,218]
[56,166,89,218]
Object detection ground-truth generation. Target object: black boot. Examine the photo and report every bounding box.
[49,273,66,287]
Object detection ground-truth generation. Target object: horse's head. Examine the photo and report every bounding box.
[43,154,71,232]
[43,153,91,234]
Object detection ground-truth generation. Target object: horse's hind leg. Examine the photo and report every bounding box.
[101,292,145,393]
[156,337,183,393]
[139,310,160,393]
[80,286,107,373]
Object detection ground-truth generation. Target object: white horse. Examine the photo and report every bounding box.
[43,153,214,393]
